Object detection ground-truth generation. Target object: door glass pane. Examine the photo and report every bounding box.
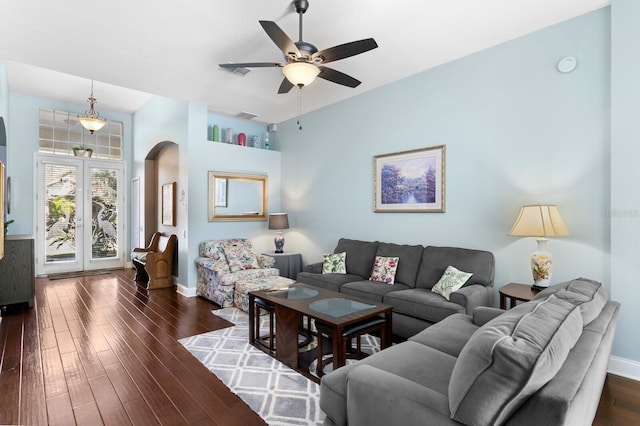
[45,164,77,263]
[91,168,118,259]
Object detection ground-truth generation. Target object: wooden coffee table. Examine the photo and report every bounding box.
[248,283,393,372]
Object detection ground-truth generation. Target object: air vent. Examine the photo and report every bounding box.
[221,65,251,76]
[236,111,258,120]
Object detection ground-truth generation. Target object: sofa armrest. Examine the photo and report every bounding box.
[194,256,230,275]
[449,284,492,315]
[305,262,323,274]
[257,254,275,268]
[345,365,454,426]
[472,306,505,326]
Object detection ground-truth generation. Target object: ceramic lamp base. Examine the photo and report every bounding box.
[274,231,284,254]
[531,238,553,287]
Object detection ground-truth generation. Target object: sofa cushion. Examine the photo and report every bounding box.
[375,242,424,287]
[321,341,456,426]
[383,288,465,323]
[533,277,608,325]
[506,301,619,426]
[448,294,584,426]
[369,256,400,284]
[341,280,409,303]
[323,252,347,274]
[334,238,380,279]
[409,313,479,358]
[416,246,494,289]
[222,239,260,272]
[431,265,473,300]
[199,240,228,259]
[296,272,363,293]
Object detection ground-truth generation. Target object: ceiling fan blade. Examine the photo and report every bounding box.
[259,20,301,58]
[278,78,294,94]
[219,62,284,69]
[318,66,361,88]
[313,38,378,64]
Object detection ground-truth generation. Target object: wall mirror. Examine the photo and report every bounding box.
[208,171,267,222]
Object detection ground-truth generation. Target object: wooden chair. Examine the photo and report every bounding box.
[131,232,177,289]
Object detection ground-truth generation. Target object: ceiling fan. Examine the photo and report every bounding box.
[219,0,378,94]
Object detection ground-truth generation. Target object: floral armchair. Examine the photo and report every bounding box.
[195,238,278,307]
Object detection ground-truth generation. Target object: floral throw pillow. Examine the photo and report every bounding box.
[431,265,473,300]
[369,256,400,285]
[223,239,260,272]
[322,252,347,274]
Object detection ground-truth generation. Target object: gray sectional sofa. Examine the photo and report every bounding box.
[320,278,619,426]
[296,238,495,338]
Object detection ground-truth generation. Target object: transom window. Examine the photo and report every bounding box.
[39,108,123,160]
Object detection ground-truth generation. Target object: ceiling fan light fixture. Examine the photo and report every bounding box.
[283,62,320,87]
[78,80,107,134]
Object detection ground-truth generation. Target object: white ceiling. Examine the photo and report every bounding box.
[0,0,609,124]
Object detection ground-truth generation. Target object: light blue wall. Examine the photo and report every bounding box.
[7,92,133,237]
[134,96,280,289]
[278,7,614,342]
[610,0,640,363]
[185,136,282,286]
[132,95,190,283]
[0,60,8,167]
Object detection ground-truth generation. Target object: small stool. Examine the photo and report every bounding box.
[254,297,276,352]
[315,316,387,377]
[252,298,313,353]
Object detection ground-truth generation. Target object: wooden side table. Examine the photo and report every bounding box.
[262,252,303,279]
[499,283,540,309]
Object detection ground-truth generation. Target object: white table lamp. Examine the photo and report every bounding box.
[509,204,570,288]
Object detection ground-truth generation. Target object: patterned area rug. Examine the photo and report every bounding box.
[179,308,381,426]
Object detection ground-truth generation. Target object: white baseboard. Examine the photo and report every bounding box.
[608,355,640,381]
[177,283,197,297]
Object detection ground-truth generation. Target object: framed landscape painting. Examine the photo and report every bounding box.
[374,145,445,213]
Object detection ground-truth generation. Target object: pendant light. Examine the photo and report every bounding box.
[78,80,106,134]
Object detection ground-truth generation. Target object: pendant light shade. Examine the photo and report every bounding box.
[78,80,106,134]
[282,62,320,87]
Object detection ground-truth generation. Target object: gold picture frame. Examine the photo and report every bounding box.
[374,145,446,213]
[161,182,176,226]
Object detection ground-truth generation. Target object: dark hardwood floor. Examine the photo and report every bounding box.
[0,268,265,425]
[1,269,639,425]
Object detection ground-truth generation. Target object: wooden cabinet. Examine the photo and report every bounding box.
[0,235,35,308]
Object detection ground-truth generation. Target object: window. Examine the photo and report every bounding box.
[39,108,123,160]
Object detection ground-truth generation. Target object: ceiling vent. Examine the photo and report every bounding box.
[221,64,251,76]
[236,111,258,120]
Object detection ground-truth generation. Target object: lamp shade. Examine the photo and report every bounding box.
[78,116,107,133]
[268,213,289,230]
[282,62,320,87]
[509,205,570,238]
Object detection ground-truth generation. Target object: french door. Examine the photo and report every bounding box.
[36,155,125,275]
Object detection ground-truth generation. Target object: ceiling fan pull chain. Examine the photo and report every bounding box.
[297,88,303,131]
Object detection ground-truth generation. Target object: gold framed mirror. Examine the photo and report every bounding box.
[208,171,267,222]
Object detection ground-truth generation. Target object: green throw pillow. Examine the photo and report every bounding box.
[432,265,473,300]
[322,252,347,274]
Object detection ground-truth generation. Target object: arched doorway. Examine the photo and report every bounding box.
[137,141,179,271]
